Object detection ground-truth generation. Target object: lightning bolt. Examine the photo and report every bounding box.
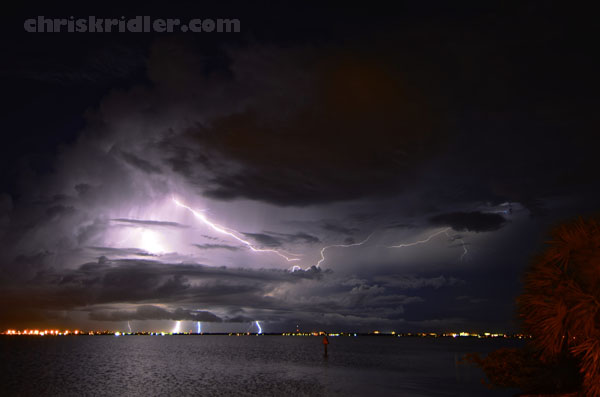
[175,197,467,268]
[127,321,132,333]
[387,227,451,248]
[197,321,201,334]
[255,321,262,334]
[173,198,301,262]
[316,233,374,268]
[388,227,469,261]
[172,321,181,334]
[460,240,468,261]
[444,230,468,261]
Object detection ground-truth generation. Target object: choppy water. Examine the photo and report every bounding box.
[0,335,522,396]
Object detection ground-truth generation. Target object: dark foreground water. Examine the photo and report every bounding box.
[0,335,522,396]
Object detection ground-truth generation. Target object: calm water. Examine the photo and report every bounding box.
[0,336,522,396]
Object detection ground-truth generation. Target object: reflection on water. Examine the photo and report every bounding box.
[0,336,522,396]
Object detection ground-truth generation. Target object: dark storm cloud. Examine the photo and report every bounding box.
[265,231,321,244]
[373,275,465,290]
[111,218,189,228]
[456,295,488,304]
[0,250,464,329]
[45,204,76,219]
[202,21,595,211]
[0,258,327,311]
[240,230,320,247]
[118,150,162,174]
[154,47,447,207]
[138,26,595,212]
[74,183,91,196]
[225,313,256,323]
[14,44,146,86]
[429,211,507,232]
[193,243,240,251]
[253,277,428,321]
[0,193,11,239]
[384,222,416,230]
[90,305,222,322]
[321,222,359,236]
[240,232,282,247]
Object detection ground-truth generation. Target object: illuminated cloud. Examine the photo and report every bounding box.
[90,305,222,322]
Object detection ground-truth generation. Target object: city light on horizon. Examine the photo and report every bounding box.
[3,327,529,339]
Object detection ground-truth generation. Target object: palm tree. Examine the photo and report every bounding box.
[518,217,600,396]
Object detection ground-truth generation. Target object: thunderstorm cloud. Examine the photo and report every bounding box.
[1,7,597,332]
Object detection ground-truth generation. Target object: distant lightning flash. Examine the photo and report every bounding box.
[388,227,469,261]
[127,321,132,333]
[255,321,262,334]
[172,321,181,334]
[173,198,301,262]
[388,227,450,248]
[316,233,374,267]
[197,321,201,334]
[443,230,469,261]
[460,240,468,261]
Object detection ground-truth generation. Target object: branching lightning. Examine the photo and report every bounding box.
[315,233,374,267]
[173,198,301,262]
[174,197,469,269]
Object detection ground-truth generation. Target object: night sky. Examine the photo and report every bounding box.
[1,3,597,333]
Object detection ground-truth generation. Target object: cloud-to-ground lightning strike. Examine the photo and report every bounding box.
[172,321,181,334]
[316,233,374,267]
[127,321,132,333]
[173,198,301,262]
[197,321,201,334]
[255,321,262,334]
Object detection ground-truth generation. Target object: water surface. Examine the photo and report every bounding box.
[0,335,522,396]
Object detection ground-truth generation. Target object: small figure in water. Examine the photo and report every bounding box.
[322,333,329,357]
